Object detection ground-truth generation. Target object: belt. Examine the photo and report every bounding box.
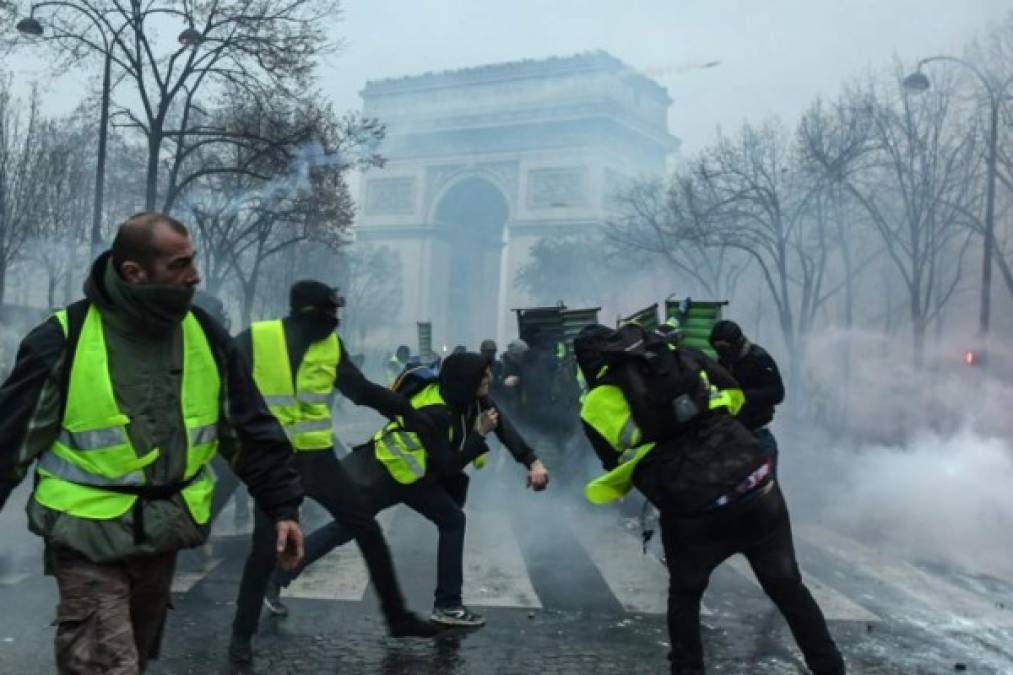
[103,471,204,544]
[705,459,773,511]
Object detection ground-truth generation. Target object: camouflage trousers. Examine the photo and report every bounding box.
[49,545,176,675]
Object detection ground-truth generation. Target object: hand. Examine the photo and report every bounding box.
[504,375,520,388]
[526,459,549,492]
[475,408,499,436]
[275,519,304,571]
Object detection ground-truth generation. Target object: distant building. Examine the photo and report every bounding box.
[356,51,677,347]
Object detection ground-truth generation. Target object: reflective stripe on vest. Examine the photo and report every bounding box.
[34,305,221,523]
[250,320,340,451]
[373,383,446,484]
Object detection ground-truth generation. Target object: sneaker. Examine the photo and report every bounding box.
[389,611,444,638]
[430,605,486,627]
[263,580,288,617]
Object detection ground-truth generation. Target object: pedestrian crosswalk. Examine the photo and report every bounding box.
[154,494,1013,631]
[6,494,1012,633]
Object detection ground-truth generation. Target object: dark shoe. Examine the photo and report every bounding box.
[389,611,444,638]
[263,579,288,617]
[228,634,254,673]
[430,605,486,627]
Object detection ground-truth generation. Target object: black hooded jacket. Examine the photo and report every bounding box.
[396,352,536,480]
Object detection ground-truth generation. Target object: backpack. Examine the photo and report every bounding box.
[390,364,440,400]
[599,323,711,444]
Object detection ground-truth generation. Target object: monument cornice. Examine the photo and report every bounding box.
[362,51,670,104]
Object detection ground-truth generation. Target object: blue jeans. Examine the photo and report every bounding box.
[277,463,470,609]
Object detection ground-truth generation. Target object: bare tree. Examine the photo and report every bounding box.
[686,120,841,380]
[606,175,745,299]
[0,82,45,304]
[182,94,383,325]
[335,245,404,346]
[802,77,981,362]
[515,235,618,306]
[28,116,92,307]
[14,0,343,212]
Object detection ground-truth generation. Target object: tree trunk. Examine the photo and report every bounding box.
[145,130,162,211]
[47,270,56,310]
[912,317,927,367]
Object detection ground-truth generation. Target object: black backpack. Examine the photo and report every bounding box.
[599,323,711,444]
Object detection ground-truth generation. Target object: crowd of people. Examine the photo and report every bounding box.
[0,211,844,675]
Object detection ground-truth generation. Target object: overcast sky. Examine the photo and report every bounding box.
[6,0,1011,156]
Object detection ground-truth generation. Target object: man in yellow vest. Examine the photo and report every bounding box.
[269,352,550,627]
[573,324,844,675]
[0,212,305,675]
[228,280,441,669]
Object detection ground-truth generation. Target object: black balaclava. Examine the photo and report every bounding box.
[709,319,746,363]
[573,324,615,387]
[439,352,489,412]
[289,279,341,341]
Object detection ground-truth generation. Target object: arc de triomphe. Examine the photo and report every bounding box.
[355,51,676,348]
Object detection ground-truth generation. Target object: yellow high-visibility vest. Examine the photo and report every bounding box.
[373,382,488,483]
[34,305,220,524]
[251,320,340,451]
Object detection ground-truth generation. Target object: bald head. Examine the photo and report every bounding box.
[111,212,200,287]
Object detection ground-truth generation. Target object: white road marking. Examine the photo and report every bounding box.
[285,507,397,602]
[800,525,1013,627]
[209,495,254,538]
[172,558,222,593]
[462,509,542,608]
[723,553,880,622]
[574,511,714,616]
[0,573,31,587]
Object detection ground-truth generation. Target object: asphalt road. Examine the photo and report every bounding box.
[0,424,1011,674]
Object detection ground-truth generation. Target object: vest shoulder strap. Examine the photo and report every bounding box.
[57,300,92,422]
[187,304,226,376]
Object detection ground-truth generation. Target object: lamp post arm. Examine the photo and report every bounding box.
[917,55,993,95]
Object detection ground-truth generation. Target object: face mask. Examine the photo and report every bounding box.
[713,342,740,362]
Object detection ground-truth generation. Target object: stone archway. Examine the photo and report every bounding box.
[431,176,509,348]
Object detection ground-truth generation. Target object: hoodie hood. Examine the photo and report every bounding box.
[439,352,489,412]
[573,324,615,387]
[84,251,195,336]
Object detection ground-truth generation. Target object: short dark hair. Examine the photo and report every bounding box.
[111,212,189,275]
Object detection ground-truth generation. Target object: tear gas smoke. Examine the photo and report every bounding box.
[783,328,1013,580]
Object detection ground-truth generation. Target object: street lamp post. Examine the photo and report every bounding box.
[16,4,203,260]
[903,57,1013,343]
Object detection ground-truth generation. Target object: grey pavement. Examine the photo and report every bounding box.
[1,424,1012,673]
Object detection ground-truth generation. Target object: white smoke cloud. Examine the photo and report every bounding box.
[782,327,1013,579]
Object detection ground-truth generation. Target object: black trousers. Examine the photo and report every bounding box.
[277,451,470,609]
[231,449,408,638]
[209,454,250,525]
[660,482,845,675]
